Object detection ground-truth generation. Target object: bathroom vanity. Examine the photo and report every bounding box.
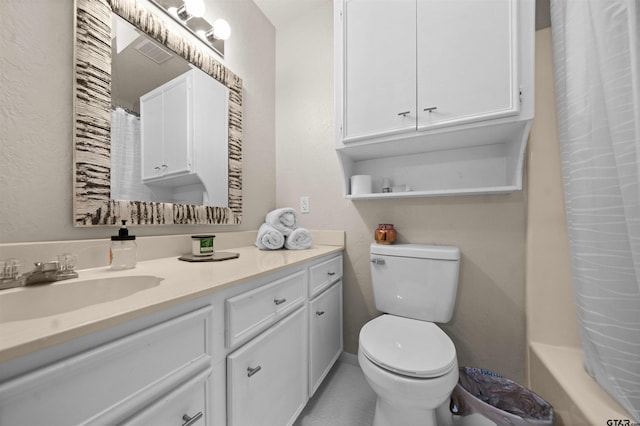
[0,245,343,426]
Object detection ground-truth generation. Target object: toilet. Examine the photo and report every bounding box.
[359,243,461,426]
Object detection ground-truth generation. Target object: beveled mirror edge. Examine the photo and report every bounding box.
[73,0,242,227]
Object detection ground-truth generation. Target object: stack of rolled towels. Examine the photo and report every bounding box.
[256,208,313,250]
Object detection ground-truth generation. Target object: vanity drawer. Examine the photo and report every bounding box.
[0,306,212,426]
[123,368,211,426]
[309,255,343,298]
[226,271,305,348]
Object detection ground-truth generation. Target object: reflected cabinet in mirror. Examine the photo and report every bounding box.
[73,0,242,226]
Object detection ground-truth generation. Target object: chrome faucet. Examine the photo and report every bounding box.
[23,261,78,285]
[0,255,79,290]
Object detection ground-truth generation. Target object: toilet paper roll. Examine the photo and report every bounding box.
[351,175,372,195]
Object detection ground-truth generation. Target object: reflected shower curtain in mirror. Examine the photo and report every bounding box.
[551,0,640,420]
[110,107,154,201]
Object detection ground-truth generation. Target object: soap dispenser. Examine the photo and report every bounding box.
[110,220,137,270]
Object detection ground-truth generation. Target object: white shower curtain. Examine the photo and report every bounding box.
[110,107,154,202]
[551,0,640,420]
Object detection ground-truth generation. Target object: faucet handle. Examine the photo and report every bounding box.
[56,253,77,272]
[55,253,79,280]
[0,259,21,280]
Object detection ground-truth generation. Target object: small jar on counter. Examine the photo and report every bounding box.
[192,235,215,256]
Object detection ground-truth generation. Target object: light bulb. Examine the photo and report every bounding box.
[184,0,206,18]
[212,19,231,40]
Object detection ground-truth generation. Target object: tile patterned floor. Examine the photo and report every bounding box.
[294,356,376,426]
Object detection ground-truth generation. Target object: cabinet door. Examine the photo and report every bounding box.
[140,90,165,181]
[162,74,192,178]
[417,0,518,130]
[309,281,343,396]
[342,0,416,142]
[227,308,307,426]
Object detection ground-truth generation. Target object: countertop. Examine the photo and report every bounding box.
[0,244,343,363]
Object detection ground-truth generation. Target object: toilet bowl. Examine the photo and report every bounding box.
[359,314,459,426]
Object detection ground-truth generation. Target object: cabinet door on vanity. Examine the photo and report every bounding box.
[416,0,519,130]
[227,307,307,426]
[309,280,343,396]
[342,0,416,142]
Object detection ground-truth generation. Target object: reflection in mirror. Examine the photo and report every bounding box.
[73,0,242,226]
[110,15,229,207]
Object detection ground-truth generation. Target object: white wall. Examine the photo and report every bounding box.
[0,0,276,243]
[275,1,528,382]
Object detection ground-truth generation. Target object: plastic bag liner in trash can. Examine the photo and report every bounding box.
[450,367,555,426]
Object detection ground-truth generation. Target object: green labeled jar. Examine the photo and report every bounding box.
[191,235,215,256]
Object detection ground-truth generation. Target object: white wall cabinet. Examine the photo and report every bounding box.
[140,67,229,206]
[335,0,534,198]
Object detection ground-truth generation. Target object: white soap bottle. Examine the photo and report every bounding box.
[110,220,137,270]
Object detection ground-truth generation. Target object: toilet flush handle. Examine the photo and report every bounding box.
[371,258,385,265]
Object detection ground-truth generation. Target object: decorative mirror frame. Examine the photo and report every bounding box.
[73,0,242,226]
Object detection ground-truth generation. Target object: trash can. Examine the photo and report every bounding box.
[450,367,555,426]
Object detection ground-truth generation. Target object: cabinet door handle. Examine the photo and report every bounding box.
[247,365,262,377]
[397,111,411,117]
[316,311,325,316]
[182,412,203,426]
[371,258,385,265]
[423,106,438,112]
[274,298,287,305]
[327,271,336,276]
[154,166,161,171]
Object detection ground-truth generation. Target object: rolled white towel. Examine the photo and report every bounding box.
[265,207,297,236]
[255,223,285,250]
[285,228,313,250]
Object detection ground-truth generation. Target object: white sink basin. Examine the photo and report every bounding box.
[0,275,163,322]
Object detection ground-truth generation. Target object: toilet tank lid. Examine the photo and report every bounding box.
[370,243,460,260]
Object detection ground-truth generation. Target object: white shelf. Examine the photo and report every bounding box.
[337,119,531,199]
[346,186,518,200]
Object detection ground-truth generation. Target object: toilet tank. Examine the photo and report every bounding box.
[370,243,461,322]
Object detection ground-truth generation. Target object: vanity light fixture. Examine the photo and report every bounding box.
[149,0,229,57]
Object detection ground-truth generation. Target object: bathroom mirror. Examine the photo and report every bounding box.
[73,0,242,226]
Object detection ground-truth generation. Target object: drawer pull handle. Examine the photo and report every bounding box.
[423,106,438,112]
[316,311,325,316]
[247,365,262,377]
[327,271,336,276]
[397,111,411,117]
[371,258,385,265]
[274,298,287,305]
[182,412,203,426]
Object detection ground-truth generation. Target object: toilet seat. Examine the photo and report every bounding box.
[360,314,457,379]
